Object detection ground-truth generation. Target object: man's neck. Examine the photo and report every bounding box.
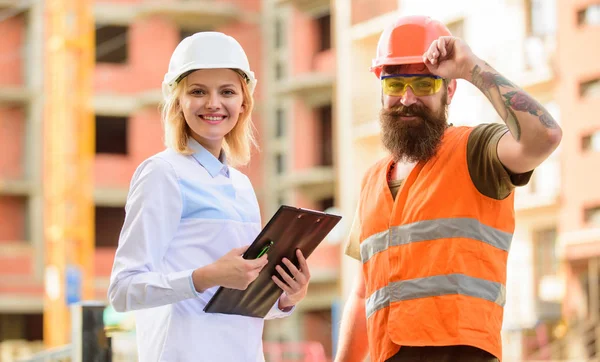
[391,159,417,181]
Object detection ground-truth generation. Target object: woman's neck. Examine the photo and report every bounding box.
[191,134,222,160]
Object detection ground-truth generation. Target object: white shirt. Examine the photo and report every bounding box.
[108,139,293,362]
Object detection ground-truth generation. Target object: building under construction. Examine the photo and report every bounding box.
[0,0,339,360]
[1,0,599,361]
[334,0,600,360]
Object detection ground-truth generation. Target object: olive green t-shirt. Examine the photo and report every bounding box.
[344,123,533,261]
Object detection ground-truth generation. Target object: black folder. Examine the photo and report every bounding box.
[203,205,342,318]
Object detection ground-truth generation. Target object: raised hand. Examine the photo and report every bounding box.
[422,36,477,81]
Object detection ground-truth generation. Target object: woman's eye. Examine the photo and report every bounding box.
[190,89,205,95]
[222,89,235,95]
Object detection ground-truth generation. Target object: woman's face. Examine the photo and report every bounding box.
[179,68,245,152]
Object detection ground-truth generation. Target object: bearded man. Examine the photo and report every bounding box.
[335,15,562,362]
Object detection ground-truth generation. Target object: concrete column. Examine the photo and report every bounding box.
[260,0,277,217]
[333,0,357,302]
[596,322,600,362]
[589,257,600,358]
[589,257,599,321]
[25,0,45,282]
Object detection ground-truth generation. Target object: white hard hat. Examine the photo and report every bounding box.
[162,32,257,98]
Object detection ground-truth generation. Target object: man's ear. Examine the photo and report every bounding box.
[446,79,458,105]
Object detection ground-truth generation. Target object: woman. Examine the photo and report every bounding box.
[108,32,311,362]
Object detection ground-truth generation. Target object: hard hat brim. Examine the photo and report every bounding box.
[162,63,257,98]
[370,55,426,77]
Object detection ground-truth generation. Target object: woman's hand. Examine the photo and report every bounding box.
[273,249,311,310]
[192,245,268,292]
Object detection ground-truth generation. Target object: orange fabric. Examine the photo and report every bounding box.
[358,127,514,362]
[370,15,453,78]
[365,238,508,293]
[368,308,400,361]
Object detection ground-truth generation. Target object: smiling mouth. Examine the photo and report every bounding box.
[399,115,419,120]
[200,115,226,123]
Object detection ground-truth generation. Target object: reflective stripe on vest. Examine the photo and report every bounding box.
[360,217,513,264]
[365,273,507,318]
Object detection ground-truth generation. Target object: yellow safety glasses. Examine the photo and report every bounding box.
[381,73,444,97]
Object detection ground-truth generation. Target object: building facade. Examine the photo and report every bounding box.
[260,0,341,359]
[1,0,344,359]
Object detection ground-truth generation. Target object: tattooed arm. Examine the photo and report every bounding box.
[423,36,562,173]
[467,61,562,173]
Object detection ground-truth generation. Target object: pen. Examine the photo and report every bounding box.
[257,240,274,258]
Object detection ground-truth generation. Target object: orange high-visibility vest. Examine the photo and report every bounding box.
[358,126,514,362]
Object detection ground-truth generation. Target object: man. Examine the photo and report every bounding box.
[334,15,562,362]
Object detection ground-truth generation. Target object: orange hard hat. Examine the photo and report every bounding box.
[370,15,452,78]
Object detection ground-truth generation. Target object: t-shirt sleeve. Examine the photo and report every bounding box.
[467,123,534,200]
[343,206,362,261]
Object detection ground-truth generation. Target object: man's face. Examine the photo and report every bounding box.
[379,63,456,163]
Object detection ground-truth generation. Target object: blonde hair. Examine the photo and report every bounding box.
[160,70,257,167]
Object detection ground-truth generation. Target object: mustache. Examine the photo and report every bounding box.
[384,104,430,119]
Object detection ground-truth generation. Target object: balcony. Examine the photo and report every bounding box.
[94,93,138,115]
[95,1,253,28]
[94,2,137,26]
[536,274,564,321]
[0,179,31,196]
[515,157,560,212]
[352,118,380,141]
[137,89,162,108]
[276,73,334,107]
[138,1,253,30]
[94,187,128,207]
[0,86,31,105]
[307,243,340,282]
[94,90,162,115]
[0,242,33,278]
[519,34,557,89]
[524,320,600,361]
[0,242,42,312]
[278,166,335,200]
[350,11,398,41]
[275,0,330,14]
[0,0,30,9]
[559,228,600,261]
[514,189,559,213]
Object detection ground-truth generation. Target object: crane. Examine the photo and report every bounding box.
[43,0,95,347]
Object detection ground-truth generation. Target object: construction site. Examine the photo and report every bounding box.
[0,0,599,361]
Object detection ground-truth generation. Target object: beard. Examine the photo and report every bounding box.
[379,92,449,163]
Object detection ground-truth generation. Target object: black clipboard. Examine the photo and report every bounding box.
[203,205,342,318]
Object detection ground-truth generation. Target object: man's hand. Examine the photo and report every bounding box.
[422,36,478,80]
[273,249,311,310]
